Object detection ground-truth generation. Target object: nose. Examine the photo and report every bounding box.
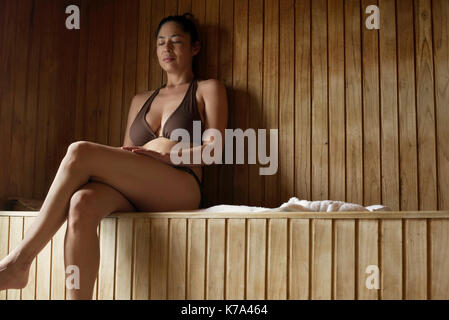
[163,41,174,52]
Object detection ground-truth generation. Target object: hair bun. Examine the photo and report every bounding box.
[182,12,194,20]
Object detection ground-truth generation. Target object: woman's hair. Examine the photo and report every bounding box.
[155,13,200,75]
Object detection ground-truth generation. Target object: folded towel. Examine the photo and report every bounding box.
[199,197,391,213]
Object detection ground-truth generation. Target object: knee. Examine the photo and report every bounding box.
[64,141,92,171]
[68,190,101,231]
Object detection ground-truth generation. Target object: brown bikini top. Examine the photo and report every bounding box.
[129,77,204,146]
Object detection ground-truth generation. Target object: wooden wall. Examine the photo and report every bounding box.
[0,0,448,210]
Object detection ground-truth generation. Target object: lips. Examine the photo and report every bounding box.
[163,57,175,62]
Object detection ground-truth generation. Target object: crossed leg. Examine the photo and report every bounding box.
[0,141,202,297]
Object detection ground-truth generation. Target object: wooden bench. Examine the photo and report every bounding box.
[1,210,449,300]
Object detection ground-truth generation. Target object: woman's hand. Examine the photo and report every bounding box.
[121,146,173,165]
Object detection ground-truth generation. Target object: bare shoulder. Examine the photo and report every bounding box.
[197,78,227,102]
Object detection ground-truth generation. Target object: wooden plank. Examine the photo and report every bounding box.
[311,219,332,300]
[50,221,66,299]
[279,0,295,203]
[289,219,309,300]
[247,0,264,206]
[0,0,18,199]
[96,0,115,146]
[357,220,378,300]
[149,218,168,299]
[7,217,23,300]
[267,219,288,300]
[379,0,399,210]
[92,224,99,300]
[216,0,234,206]
[430,219,449,299]
[246,218,266,300]
[414,0,437,210]
[132,218,150,300]
[328,0,346,202]
[380,220,402,299]
[433,0,449,211]
[397,0,418,211]
[311,0,328,201]
[21,217,36,300]
[178,0,192,15]
[115,218,133,299]
[361,0,381,206]
[225,219,245,299]
[344,0,363,205]
[136,0,151,94]
[110,0,127,146]
[36,239,52,300]
[74,0,90,142]
[295,0,311,201]
[206,219,225,299]
[164,0,178,17]
[149,0,165,90]
[404,219,427,299]
[9,0,33,197]
[232,0,248,206]
[98,218,116,300]
[121,0,139,145]
[191,0,206,79]
[168,219,187,300]
[186,218,206,299]
[0,217,9,300]
[263,0,279,207]
[334,220,355,299]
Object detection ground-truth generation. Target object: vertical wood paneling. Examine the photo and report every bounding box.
[0,217,9,300]
[263,0,279,208]
[247,0,264,206]
[7,217,23,300]
[397,0,419,211]
[289,219,309,300]
[361,0,381,207]
[246,218,266,300]
[357,220,378,300]
[132,218,150,299]
[226,219,245,299]
[267,219,287,299]
[380,219,402,299]
[295,0,312,201]
[115,218,133,299]
[136,0,151,94]
[36,239,52,299]
[430,220,449,299]
[206,219,225,299]
[168,219,187,299]
[50,221,66,299]
[186,218,206,299]
[110,0,127,146]
[149,0,164,91]
[433,0,449,211]
[203,0,220,206]
[21,217,37,300]
[311,219,332,300]
[328,0,345,202]
[9,0,32,198]
[404,219,427,299]
[98,218,116,300]
[414,0,437,210]
[279,0,295,203]
[0,0,18,199]
[232,0,249,206]
[334,220,355,299]
[345,0,363,205]
[379,0,399,211]
[149,218,168,299]
[218,0,234,206]
[311,0,328,201]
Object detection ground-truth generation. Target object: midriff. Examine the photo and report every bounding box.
[141,136,203,182]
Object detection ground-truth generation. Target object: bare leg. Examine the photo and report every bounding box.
[64,182,135,300]
[0,143,90,290]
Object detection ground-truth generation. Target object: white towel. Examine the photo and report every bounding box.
[198,197,391,213]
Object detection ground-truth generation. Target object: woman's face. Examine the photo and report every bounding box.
[156,21,199,73]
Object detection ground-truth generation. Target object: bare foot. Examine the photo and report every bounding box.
[0,253,31,291]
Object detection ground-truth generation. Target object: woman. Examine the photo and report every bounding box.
[0,13,228,299]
